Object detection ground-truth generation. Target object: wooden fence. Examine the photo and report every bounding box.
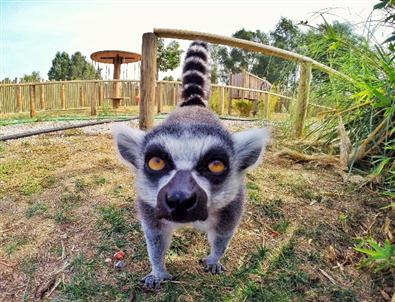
[0,79,294,119]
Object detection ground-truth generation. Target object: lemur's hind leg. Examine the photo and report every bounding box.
[202,192,244,274]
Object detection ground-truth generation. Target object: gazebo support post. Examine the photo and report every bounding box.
[113,62,121,109]
[139,33,157,130]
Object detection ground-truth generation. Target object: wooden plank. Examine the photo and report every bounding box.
[172,85,177,106]
[139,33,157,130]
[91,82,97,115]
[264,93,270,119]
[79,86,84,107]
[16,85,22,112]
[294,62,312,137]
[29,85,36,117]
[219,85,225,115]
[61,83,66,110]
[99,85,104,107]
[40,85,46,110]
[227,87,232,115]
[157,83,163,113]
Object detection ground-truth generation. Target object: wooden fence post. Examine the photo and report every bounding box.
[99,85,104,107]
[218,85,225,115]
[139,33,157,130]
[157,83,163,113]
[61,83,66,110]
[264,93,270,119]
[91,82,97,115]
[79,86,84,107]
[172,85,177,106]
[16,85,22,113]
[294,62,312,137]
[29,84,36,117]
[40,85,46,110]
[227,88,232,115]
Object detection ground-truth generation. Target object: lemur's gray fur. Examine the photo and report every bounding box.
[113,41,270,289]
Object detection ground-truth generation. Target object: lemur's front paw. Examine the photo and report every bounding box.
[200,258,227,274]
[140,272,174,289]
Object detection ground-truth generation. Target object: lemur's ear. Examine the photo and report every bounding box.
[112,124,145,168]
[232,128,271,171]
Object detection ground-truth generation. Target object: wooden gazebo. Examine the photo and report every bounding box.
[90,50,141,108]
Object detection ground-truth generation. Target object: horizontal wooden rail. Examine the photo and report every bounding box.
[154,28,354,83]
[157,80,294,100]
[0,79,140,88]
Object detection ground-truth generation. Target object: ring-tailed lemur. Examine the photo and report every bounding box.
[113,41,270,289]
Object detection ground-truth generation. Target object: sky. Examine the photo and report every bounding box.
[0,0,385,81]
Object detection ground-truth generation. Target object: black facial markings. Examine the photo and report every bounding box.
[196,146,230,185]
[144,144,174,183]
[143,124,234,152]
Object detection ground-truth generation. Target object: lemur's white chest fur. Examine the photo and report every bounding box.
[113,40,270,289]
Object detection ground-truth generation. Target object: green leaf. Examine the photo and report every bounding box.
[374,1,389,9]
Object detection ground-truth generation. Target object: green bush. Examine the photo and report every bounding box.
[234,99,254,117]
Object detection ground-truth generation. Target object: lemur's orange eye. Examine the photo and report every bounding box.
[208,160,226,174]
[148,157,166,171]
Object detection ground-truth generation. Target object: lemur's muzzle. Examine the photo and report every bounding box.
[155,170,208,222]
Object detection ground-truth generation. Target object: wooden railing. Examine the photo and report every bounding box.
[0,80,141,116]
[0,79,296,119]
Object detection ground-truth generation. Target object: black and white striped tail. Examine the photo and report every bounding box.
[180,41,210,107]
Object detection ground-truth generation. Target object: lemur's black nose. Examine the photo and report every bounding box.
[166,191,197,211]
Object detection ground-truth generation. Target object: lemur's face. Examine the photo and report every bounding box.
[114,123,269,223]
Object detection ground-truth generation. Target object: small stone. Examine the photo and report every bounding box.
[104,258,112,263]
[115,260,125,269]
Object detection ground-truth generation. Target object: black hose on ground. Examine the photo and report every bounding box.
[0,115,263,141]
[0,117,139,141]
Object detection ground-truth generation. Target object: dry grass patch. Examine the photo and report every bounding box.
[0,122,392,301]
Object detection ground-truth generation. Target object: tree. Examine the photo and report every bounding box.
[48,51,101,81]
[162,75,174,81]
[214,22,302,87]
[1,77,12,84]
[209,45,223,83]
[21,71,42,83]
[264,17,302,87]
[216,29,269,83]
[69,52,101,80]
[157,39,183,78]
[48,51,71,80]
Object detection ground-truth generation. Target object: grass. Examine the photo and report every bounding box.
[54,193,81,224]
[5,236,29,255]
[0,121,392,301]
[25,202,48,218]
